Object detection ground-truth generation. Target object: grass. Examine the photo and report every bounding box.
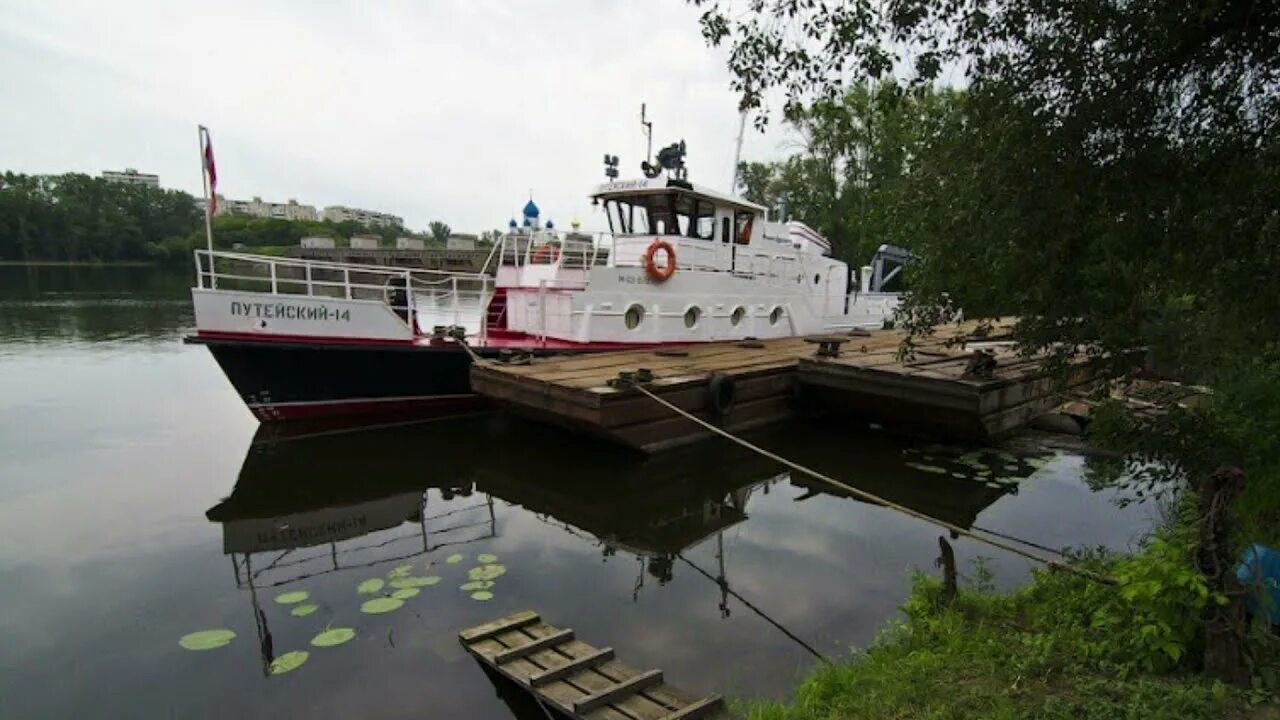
[744,553,1280,720]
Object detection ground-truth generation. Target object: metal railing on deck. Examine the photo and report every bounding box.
[194,249,494,337]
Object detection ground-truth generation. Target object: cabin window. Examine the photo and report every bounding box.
[769,306,784,325]
[721,217,731,244]
[683,306,701,329]
[624,304,645,329]
[730,306,745,326]
[734,211,755,245]
[693,200,715,240]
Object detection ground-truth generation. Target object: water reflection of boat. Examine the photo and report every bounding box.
[206,416,1023,676]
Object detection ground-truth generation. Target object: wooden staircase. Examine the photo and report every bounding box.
[460,610,735,720]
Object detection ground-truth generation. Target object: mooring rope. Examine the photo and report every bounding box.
[453,335,1114,585]
[628,383,1117,585]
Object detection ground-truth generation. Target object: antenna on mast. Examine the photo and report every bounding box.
[641,103,653,167]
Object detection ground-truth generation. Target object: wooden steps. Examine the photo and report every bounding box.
[460,610,736,720]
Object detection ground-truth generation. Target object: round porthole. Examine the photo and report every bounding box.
[730,306,746,326]
[769,306,784,325]
[624,304,645,330]
[683,306,701,329]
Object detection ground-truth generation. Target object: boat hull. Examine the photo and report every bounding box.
[190,336,487,421]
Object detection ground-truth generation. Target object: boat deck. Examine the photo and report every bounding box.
[459,610,735,720]
[469,319,1108,452]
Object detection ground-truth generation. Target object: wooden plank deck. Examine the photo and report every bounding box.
[459,610,736,720]
[469,318,1098,451]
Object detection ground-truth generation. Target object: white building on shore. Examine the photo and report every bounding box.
[212,195,319,222]
[102,168,159,188]
[323,205,404,229]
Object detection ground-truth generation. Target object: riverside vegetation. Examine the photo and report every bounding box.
[0,171,470,264]
[697,0,1280,716]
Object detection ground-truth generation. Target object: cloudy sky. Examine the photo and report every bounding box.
[0,0,795,233]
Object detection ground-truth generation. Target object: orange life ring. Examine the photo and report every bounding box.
[531,243,560,264]
[644,240,677,281]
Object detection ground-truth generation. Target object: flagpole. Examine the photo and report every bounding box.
[198,125,215,288]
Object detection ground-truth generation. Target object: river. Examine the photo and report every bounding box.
[0,264,1157,719]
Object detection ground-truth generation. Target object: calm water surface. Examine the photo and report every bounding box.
[0,265,1158,719]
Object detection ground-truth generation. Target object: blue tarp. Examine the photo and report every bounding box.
[1236,543,1280,623]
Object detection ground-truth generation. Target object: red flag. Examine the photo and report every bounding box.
[203,129,218,215]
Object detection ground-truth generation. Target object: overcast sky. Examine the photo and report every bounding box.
[0,0,796,233]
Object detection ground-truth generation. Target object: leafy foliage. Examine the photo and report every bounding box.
[0,172,200,262]
[428,221,451,244]
[746,558,1252,720]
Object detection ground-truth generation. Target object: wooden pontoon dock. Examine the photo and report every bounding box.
[460,610,735,720]
[468,320,1106,453]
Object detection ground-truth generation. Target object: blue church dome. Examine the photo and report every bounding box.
[546,219,554,230]
[522,217,532,227]
[522,199,541,218]
[508,218,518,229]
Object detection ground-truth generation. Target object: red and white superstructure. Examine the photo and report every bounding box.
[187,159,900,422]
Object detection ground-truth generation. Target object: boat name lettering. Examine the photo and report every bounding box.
[230,301,351,322]
[606,180,652,191]
[617,273,653,285]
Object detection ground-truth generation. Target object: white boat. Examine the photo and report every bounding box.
[187,143,904,421]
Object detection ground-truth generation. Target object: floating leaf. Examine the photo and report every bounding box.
[391,587,420,600]
[357,578,385,595]
[310,627,356,648]
[903,462,948,475]
[986,481,1003,489]
[477,553,498,564]
[179,629,236,651]
[290,604,319,618]
[269,650,309,674]
[950,472,967,479]
[389,575,440,589]
[445,553,464,564]
[468,564,507,581]
[387,564,413,579]
[360,597,404,614]
[459,580,494,591]
[470,591,494,601]
[274,591,310,605]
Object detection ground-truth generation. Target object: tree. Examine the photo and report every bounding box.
[428,221,451,244]
[693,1,1280,534]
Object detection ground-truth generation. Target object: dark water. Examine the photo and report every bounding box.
[0,265,1158,719]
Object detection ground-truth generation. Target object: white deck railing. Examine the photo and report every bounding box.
[194,249,494,338]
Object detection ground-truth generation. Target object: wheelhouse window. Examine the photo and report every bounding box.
[600,192,717,239]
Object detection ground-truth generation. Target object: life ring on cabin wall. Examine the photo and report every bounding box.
[531,243,560,264]
[643,240,677,282]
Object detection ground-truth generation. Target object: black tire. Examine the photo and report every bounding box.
[708,373,736,422]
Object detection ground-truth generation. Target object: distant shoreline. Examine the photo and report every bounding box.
[0,260,163,267]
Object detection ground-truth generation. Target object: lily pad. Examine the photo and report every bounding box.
[477,553,498,564]
[389,575,440,589]
[274,590,310,605]
[391,587,420,600]
[470,590,494,601]
[360,597,404,614]
[290,604,319,618]
[904,462,948,475]
[445,553,464,564]
[269,650,309,674]
[387,564,413,579]
[468,564,507,581]
[179,629,236,651]
[357,578,385,595]
[459,580,494,591]
[310,627,356,648]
